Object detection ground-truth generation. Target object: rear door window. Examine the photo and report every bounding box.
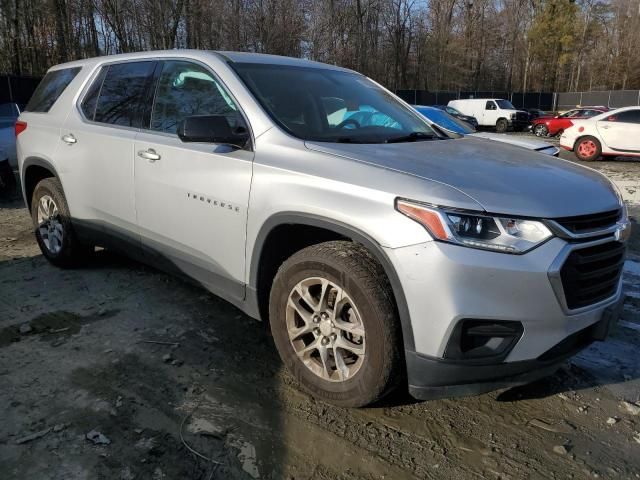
[25,67,81,113]
[607,110,640,124]
[93,61,156,128]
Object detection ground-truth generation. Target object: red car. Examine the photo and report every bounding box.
[530,107,608,137]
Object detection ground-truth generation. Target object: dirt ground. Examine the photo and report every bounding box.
[2,148,640,480]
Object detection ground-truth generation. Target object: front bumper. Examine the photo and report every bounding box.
[508,118,530,129]
[559,133,575,151]
[384,236,625,399]
[406,305,620,399]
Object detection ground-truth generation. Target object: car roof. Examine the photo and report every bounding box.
[47,49,355,73]
[216,51,353,71]
[579,105,639,121]
[604,106,639,113]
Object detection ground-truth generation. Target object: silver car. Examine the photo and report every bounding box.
[16,51,630,407]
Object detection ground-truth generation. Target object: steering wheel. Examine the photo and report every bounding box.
[336,118,361,129]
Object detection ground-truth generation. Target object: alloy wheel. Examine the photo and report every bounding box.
[286,277,365,382]
[578,140,597,159]
[36,194,64,254]
[534,124,547,137]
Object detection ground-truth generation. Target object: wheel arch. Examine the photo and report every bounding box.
[21,157,61,210]
[249,212,415,352]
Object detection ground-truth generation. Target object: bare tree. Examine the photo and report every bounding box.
[0,0,638,92]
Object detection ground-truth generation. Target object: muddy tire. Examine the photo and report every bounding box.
[496,118,508,133]
[269,241,402,407]
[575,136,602,162]
[533,124,548,137]
[31,177,92,268]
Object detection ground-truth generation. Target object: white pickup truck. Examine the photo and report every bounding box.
[448,98,530,132]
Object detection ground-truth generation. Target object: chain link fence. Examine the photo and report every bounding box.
[396,90,555,110]
[397,89,640,112]
[0,74,42,106]
[555,90,640,110]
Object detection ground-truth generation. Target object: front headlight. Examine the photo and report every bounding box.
[611,182,631,242]
[510,113,517,119]
[396,199,553,254]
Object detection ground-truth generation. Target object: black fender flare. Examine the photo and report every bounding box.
[249,212,416,352]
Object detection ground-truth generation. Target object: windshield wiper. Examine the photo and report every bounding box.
[385,132,438,143]
[335,137,371,144]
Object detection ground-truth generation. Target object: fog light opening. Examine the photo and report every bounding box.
[444,320,524,362]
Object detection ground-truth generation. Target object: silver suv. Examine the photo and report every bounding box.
[17,51,630,407]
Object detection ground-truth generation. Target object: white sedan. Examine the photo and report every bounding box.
[560,106,640,161]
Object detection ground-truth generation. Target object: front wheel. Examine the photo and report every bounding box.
[269,241,402,407]
[575,136,602,162]
[533,124,548,137]
[31,178,93,267]
[496,118,508,133]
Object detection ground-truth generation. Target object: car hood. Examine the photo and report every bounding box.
[469,132,556,151]
[305,137,620,218]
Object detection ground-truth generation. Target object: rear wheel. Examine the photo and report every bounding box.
[31,178,93,267]
[496,118,508,133]
[533,124,548,137]
[269,241,402,407]
[575,136,602,162]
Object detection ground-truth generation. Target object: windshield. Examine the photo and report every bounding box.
[496,99,515,110]
[445,106,462,116]
[231,63,438,143]
[414,107,475,135]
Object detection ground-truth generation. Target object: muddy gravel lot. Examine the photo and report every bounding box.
[2,148,640,479]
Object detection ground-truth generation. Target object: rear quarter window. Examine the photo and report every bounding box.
[25,67,81,113]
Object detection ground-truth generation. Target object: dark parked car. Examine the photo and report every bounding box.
[432,104,478,128]
[527,109,549,121]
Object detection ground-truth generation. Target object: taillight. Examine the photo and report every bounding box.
[15,120,27,136]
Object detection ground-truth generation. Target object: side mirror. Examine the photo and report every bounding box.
[177,115,249,147]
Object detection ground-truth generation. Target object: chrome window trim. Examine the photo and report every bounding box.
[547,235,624,315]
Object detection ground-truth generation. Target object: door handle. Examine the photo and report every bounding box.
[137,148,161,162]
[601,125,610,129]
[61,133,77,144]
